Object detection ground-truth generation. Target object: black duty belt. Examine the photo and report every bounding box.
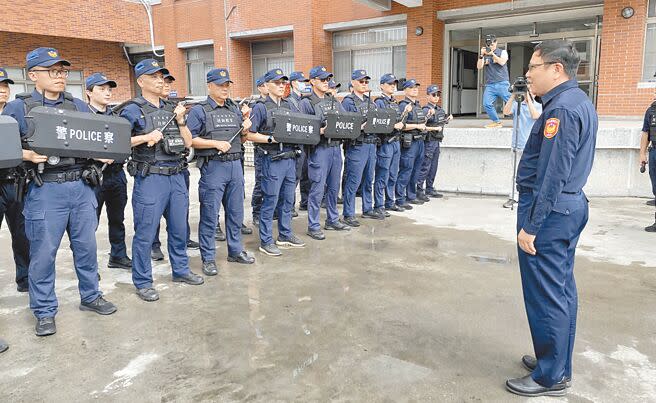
[268,149,300,161]
[318,138,341,147]
[413,133,426,141]
[136,162,186,176]
[105,164,125,173]
[41,170,83,183]
[208,152,243,162]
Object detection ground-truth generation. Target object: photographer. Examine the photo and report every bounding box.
[477,35,511,128]
[502,81,542,208]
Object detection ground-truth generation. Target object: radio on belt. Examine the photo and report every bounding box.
[25,106,132,161]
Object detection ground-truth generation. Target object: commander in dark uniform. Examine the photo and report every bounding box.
[506,39,597,397]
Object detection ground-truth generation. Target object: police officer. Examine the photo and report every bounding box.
[373,73,406,215]
[246,76,269,230]
[151,73,199,261]
[416,84,452,202]
[287,71,310,213]
[298,66,351,240]
[246,68,305,256]
[85,73,132,270]
[3,48,117,336]
[341,69,381,226]
[187,68,255,276]
[120,59,204,302]
[478,34,511,128]
[327,79,341,97]
[0,67,30,292]
[506,40,597,397]
[396,79,427,209]
[640,92,656,231]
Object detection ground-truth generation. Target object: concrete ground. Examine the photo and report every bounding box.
[0,166,655,402]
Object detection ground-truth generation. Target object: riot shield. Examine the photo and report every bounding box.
[363,108,395,134]
[25,106,132,161]
[0,116,25,169]
[271,109,321,146]
[324,110,362,140]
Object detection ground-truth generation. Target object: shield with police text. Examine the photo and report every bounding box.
[325,110,363,140]
[271,109,321,145]
[25,106,132,161]
[0,116,25,169]
[363,109,395,134]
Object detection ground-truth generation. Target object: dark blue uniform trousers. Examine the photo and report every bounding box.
[0,182,30,288]
[299,147,310,209]
[152,168,191,249]
[385,141,401,209]
[517,191,589,387]
[416,140,440,192]
[132,173,190,289]
[199,159,244,261]
[343,143,376,217]
[259,154,296,246]
[308,144,342,231]
[23,180,101,319]
[251,147,264,221]
[396,139,424,205]
[95,169,129,259]
[649,147,656,196]
[374,141,395,210]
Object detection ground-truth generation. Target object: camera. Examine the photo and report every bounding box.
[484,35,495,52]
[509,76,529,102]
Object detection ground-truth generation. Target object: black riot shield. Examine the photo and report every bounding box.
[271,109,321,146]
[363,108,395,134]
[0,116,25,169]
[324,110,363,140]
[25,106,132,161]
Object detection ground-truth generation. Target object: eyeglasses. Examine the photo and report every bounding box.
[318,78,330,83]
[31,69,70,78]
[358,80,369,84]
[527,62,557,71]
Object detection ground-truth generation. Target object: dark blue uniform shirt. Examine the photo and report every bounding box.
[187,96,243,138]
[2,90,89,137]
[516,80,597,235]
[249,96,297,134]
[298,94,345,123]
[341,93,369,114]
[642,104,654,133]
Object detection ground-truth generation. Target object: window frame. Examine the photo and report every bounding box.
[643,0,656,82]
[185,46,215,97]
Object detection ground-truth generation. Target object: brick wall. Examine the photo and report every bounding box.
[2,0,149,44]
[0,32,135,103]
[597,0,653,117]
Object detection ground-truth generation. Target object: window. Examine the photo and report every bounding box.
[332,25,407,91]
[251,39,294,94]
[186,46,214,96]
[5,67,84,101]
[644,0,656,81]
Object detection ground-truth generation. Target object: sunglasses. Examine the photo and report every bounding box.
[358,80,369,84]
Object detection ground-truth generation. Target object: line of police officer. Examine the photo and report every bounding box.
[0,48,450,343]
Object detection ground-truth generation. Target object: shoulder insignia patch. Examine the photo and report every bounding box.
[544,118,560,139]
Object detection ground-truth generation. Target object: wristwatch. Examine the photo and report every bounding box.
[177,114,188,127]
[267,135,273,144]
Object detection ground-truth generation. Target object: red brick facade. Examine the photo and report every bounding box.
[1,0,654,116]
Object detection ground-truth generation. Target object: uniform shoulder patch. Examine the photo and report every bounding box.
[544,118,560,139]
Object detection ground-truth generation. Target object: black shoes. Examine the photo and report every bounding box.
[292,209,299,218]
[137,287,159,302]
[387,204,403,212]
[80,296,117,315]
[0,338,7,353]
[299,205,308,211]
[276,235,306,248]
[325,220,350,231]
[241,223,253,235]
[408,198,424,205]
[186,239,200,249]
[646,222,656,232]
[215,224,226,241]
[202,261,218,276]
[416,191,430,203]
[307,229,326,240]
[521,355,572,387]
[362,210,385,220]
[503,199,517,209]
[172,271,204,285]
[151,247,164,261]
[259,243,282,256]
[35,317,56,337]
[16,283,28,293]
[426,189,443,198]
[400,203,413,210]
[228,251,255,264]
[505,374,567,397]
[108,256,132,270]
[647,199,656,206]
[341,216,360,227]
[337,196,343,205]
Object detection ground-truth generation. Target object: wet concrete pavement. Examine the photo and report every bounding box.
[0,167,655,402]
